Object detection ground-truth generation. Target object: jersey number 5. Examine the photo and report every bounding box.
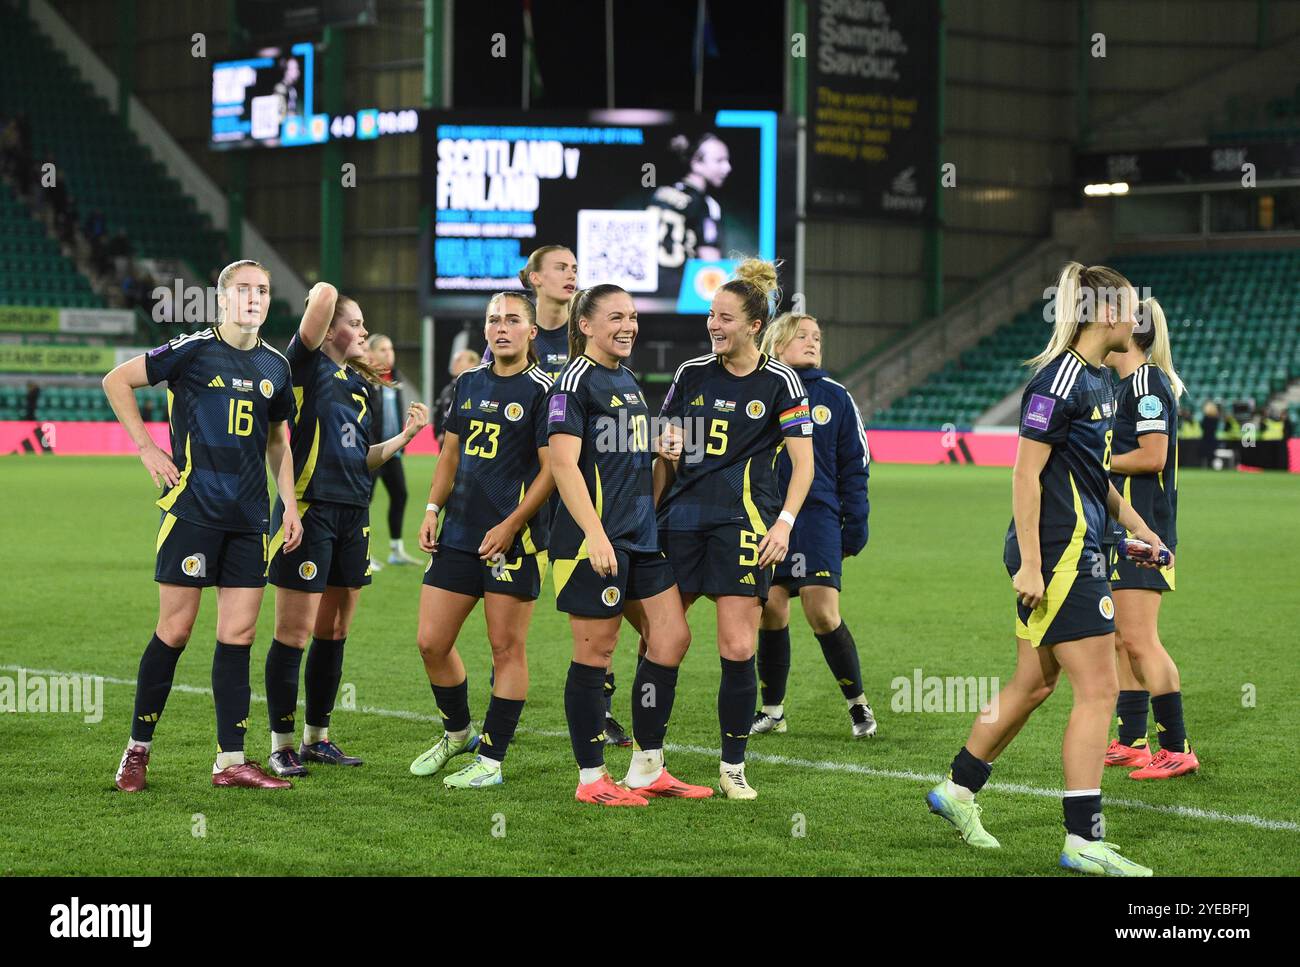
[464,419,500,459]
[227,398,253,437]
[707,418,728,456]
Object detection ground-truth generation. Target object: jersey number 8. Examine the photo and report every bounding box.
[464,419,500,459]
[227,398,254,437]
[1102,429,1113,472]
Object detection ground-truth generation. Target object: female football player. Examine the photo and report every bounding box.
[752,313,873,739]
[517,244,577,378]
[1103,297,1197,779]
[925,262,1168,876]
[263,292,428,777]
[549,284,712,806]
[409,292,553,788]
[105,259,301,791]
[365,333,419,567]
[654,259,815,799]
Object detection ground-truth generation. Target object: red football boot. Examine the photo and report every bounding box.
[212,760,292,789]
[625,769,715,799]
[1128,747,1200,780]
[575,773,647,807]
[1105,739,1153,768]
[115,744,150,793]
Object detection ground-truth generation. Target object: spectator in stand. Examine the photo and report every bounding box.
[24,382,39,421]
[365,334,420,569]
[1199,402,1219,467]
[432,349,481,449]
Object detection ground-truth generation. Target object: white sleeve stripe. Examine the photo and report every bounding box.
[1059,358,1083,399]
[670,354,715,385]
[1049,356,1079,398]
[560,357,592,392]
[763,358,804,399]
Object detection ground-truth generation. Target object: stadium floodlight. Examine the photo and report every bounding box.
[1082,182,1130,196]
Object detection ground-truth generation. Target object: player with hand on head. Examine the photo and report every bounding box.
[925,262,1167,876]
[752,313,874,740]
[262,288,429,777]
[104,259,301,791]
[549,285,711,806]
[409,293,554,788]
[653,258,815,799]
[1103,296,1197,779]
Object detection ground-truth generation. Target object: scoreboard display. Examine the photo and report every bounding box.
[211,43,326,149]
[421,109,795,315]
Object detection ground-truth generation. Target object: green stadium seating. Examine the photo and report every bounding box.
[871,251,1300,432]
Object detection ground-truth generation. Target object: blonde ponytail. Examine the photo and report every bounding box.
[1137,297,1185,398]
[1027,261,1135,373]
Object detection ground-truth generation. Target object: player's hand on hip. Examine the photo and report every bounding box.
[478,522,515,561]
[418,512,439,553]
[756,520,791,568]
[1012,564,1045,610]
[404,402,430,440]
[586,531,618,578]
[282,507,303,554]
[140,443,179,488]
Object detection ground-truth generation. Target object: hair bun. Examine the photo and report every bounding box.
[733,257,780,301]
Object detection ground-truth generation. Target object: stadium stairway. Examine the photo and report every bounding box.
[2,0,309,310]
[869,249,1300,432]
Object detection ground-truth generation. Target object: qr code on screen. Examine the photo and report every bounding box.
[576,210,659,293]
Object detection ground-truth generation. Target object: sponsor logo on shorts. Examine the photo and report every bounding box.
[746,400,766,420]
[812,404,831,425]
[504,401,524,422]
[299,561,318,581]
[1099,595,1115,619]
[181,553,205,578]
[259,379,274,398]
[1023,393,1055,431]
[601,586,621,607]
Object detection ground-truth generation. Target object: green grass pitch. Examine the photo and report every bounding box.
[1,457,1296,876]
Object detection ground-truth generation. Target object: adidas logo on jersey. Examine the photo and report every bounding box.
[609,395,623,407]
[207,375,225,388]
[461,400,472,410]
[690,395,705,407]
[334,368,349,380]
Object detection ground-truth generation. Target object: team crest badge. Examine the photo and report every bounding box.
[1099,596,1115,620]
[299,561,318,581]
[504,402,524,422]
[601,586,621,607]
[259,379,274,398]
[746,400,766,420]
[812,405,832,425]
[181,554,205,578]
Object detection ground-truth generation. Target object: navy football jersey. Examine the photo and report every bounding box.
[657,353,812,532]
[283,332,375,508]
[649,181,722,268]
[1110,363,1179,549]
[547,355,657,555]
[1004,349,1116,576]
[480,323,569,380]
[144,327,295,533]
[439,362,553,557]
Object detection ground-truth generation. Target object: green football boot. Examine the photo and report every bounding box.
[410,727,480,776]
[926,781,1001,848]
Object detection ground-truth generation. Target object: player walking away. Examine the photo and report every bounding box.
[263,289,429,777]
[649,133,731,274]
[105,259,301,791]
[654,259,815,799]
[549,284,712,806]
[1103,297,1197,779]
[365,333,420,566]
[408,293,554,789]
[925,262,1168,876]
[752,313,874,739]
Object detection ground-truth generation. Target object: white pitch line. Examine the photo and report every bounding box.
[6,663,1297,834]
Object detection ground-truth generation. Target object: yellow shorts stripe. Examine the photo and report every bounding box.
[156,512,179,553]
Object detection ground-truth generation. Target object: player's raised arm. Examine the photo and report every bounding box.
[298,281,339,352]
[102,354,179,488]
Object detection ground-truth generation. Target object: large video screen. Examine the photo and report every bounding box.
[420,110,795,314]
[211,42,328,150]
